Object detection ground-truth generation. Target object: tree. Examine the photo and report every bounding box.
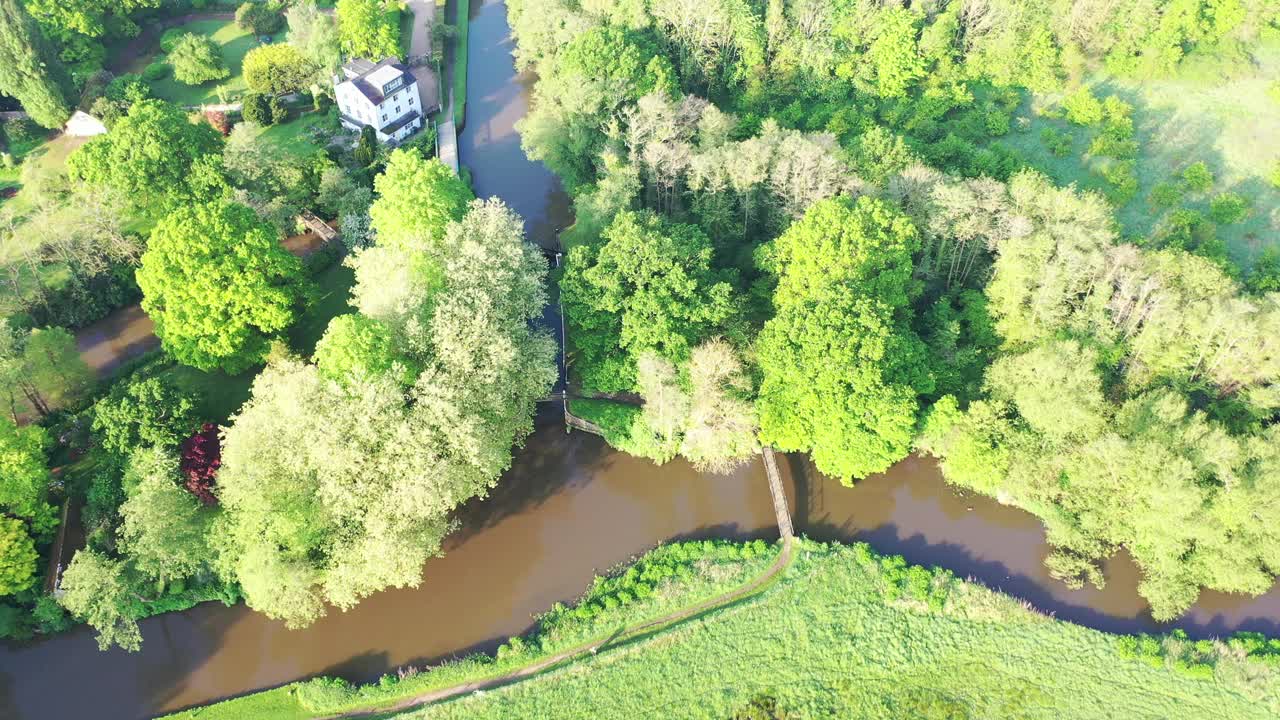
[560,210,736,391]
[67,99,226,207]
[117,448,213,586]
[92,375,201,456]
[218,200,553,627]
[236,1,285,35]
[287,0,342,74]
[179,424,221,506]
[983,340,1109,444]
[243,43,317,95]
[0,415,49,519]
[336,0,401,60]
[756,196,933,482]
[315,313,414,385]
[169,33,230,86]
[353,124,379,166]
[368,150,473,251]
[136,200,309,373]
[0,0,72,128]
[58,549,143,651]
[0,325,93,420]
[0,517,37,596]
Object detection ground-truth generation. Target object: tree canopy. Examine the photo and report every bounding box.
[169,33,230,86]
[0,516,37,596]
[216,199,555,627]
[336,0,401,60]
[0,0,72,128]
[67,99,227,207]
[136,200,309,373]
[243,43,317,96]
[368,151,474,251]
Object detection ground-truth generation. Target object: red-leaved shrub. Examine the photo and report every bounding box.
[204,110,231,136]
[180,423,221,505]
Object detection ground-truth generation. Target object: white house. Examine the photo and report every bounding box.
[334,58,437,144]
[64,110,107,137]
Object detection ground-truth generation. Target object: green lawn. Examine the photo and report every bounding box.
[289,261,355,357]
[254,111,333,158]
[129,19,280,107]
[1000,41,1280,266]
[0,133,89,218]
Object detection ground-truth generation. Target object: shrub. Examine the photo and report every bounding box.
[1271,162,1280,189]
[236,1,285,35]
[142,62,170,82]
[241,92,273,125]
[1149,181,1182,208]
[984,110,1010,136]
[179,424,221,505]
[204,109,231,135]
[159,28,189,54]
[170,33,231,86]
[1181,161,1214,192]
[1208,192,1249,224]
[5,117,40,142]
[243,43,317,95]
[269,95,289,124]
[1247,249,1280,294]
[1101,160,1138,205]
[32,593,73,633]
[0,517,38,596]
[1062,86,1104,126]
[1039,127,1072,157]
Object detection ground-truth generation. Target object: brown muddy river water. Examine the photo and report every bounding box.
[3,2,1279,718]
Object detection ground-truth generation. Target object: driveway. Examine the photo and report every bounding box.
[403,0,442,112]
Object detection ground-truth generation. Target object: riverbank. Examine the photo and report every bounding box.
[162,539,1280,719]
[160,539,786,719]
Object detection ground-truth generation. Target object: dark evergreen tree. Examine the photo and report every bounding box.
[0,0,73,129]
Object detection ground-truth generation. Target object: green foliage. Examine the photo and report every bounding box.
[0,416,51,521]
[67,99,226,207]
[243,43,317,95]
[757,196,931,481]
[218,200,554,629]
[336,0,400,60]
[1038,127,1072,157]
[1149,181,1183,208]
[58,549,143,652]
[136,200,309,373]
[117,447,214,585]
[0,0,73,128]
[1062,87,1104,126]
[368,150,473,251]
[1181,161,1214,192]
[287,0,342,75]
[169,33,231,86]
[241,92,274,125]
[92,375,201,456]
[1208,192,1249,224]
[561,210,736,392]
[314,313,414,385]
[236,1,285,36]
[142,61,170,82]
[0,516,37,596]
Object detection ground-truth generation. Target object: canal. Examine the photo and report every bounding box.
[2,1,1279,718]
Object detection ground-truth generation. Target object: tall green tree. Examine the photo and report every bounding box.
[756,196,933,482]
[287,0,342,75]
[336,0,401,60]
[67,99,227,207]
[561,210,737,392]
[218,199,554,628]
[169,33,230,86]
[91,375,201,456]
[117,448,213,586]
[136,200,309,373]
[0,0,72,128]
[58,549,143,651]
[0,516,37,596]
[243,43,317,96]
[368,151,473,251]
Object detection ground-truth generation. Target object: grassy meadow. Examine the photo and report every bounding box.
[128,19,281,107]
[1002,39,1280,266]
[396,542,1280,720]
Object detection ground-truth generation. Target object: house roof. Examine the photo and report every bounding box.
[338,57,415,105]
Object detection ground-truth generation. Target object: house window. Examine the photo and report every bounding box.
[395,106,401,114]
[408,96,414,106]
[382,113,387,122]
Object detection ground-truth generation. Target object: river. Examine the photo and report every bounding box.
[2,1,1280,718]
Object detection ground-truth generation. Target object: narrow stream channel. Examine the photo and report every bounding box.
[2,2,1279,718]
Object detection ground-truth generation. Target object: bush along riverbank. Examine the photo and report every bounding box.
[165,539,1280,719]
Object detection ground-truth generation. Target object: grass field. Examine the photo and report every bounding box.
[163,540,1279,720]
[1002,41,1280,266]
[396,542,1280,720]
[130,19,280,107]
[255,111,334,158]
